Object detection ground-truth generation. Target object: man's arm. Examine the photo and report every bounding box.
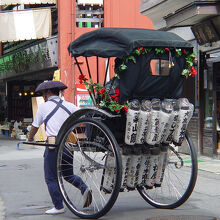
[28,126,39,141]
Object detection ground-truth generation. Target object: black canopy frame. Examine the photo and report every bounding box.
[74,55,115,106]
[68,28,193,58]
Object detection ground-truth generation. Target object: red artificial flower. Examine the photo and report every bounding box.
[123,106,128,112]
[115,88,120,95]
[137,46,145,52]
[98,88,106,95]
[114,96,119,102]
[110,88,120,101]
[164,48,169,52]
[114,109,119,112]
[191,66,197,77]
[79,74,88,84]
[111,94,118,99]
[181,49,186,54]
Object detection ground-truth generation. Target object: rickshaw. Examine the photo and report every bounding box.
[28,28,198,219]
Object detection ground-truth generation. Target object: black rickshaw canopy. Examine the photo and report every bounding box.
[68,28,192,58]
[68,28,196,105]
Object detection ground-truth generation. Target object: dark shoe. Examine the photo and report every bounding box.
[83,189,92,208]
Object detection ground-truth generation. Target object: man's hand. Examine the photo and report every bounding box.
[28,126,39,142]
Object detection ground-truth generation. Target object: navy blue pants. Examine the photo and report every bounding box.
[44,147,87,209]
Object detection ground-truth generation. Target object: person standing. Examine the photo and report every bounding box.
[28,81,92,215]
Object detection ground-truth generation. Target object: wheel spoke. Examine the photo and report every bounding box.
[137,132,197,208]
[56,117,122,219]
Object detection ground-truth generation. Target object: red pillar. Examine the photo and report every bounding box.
[58,0,74,102]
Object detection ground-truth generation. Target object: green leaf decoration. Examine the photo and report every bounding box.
[175,49,182,57]
[85,83,89,90]
[126,55,136,63]
[155,48,165,54]
[187,60,193,67]
[119,64,128,71]
[89,84,94,91]
[134,49,141,55]
[181,69,189,77]
[191,53,196,58]
[99,101,106,107]
[114,73,120,79]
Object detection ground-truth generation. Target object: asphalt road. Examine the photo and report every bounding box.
[1,137,220,220]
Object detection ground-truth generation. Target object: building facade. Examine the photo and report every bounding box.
[140,0,220,157]
[0,0,153,132]
[0,2,58,123]
[58,0,153,103]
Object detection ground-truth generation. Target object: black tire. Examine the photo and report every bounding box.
[56,118,122,219]
[137,131,198,209]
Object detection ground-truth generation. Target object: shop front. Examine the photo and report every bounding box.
[6,69,55,122]
[0,36,58,139]
[140,0,220,157]
[199,50,220,157]
[163,2,220,157]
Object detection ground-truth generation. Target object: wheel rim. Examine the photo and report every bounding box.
[138,134,197,208]
[57,119,121,218]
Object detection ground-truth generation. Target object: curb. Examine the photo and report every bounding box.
[0,196,5,220]
[197,156,220,175]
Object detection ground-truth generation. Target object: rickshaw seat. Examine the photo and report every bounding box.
[117,51,186,104]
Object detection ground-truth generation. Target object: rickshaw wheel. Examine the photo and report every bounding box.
[56,118,122,219]
[137,131,197,209]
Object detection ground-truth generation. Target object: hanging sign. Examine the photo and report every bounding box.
[75,84,92,107]
[191,20,220,45]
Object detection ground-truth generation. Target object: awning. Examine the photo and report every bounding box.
[0,8,52,42]
[164,2,220,28]
[0,0,56,5]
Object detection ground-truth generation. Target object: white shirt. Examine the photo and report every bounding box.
[32,96,79,137]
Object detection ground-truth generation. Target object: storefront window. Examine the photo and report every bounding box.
[204,69,213,129]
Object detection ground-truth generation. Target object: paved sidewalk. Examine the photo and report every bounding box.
[197,155,220,175]
[1,134,220,220]
[0,135,44,220]
[0,197,5,220]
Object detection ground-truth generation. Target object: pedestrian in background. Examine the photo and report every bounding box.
[28,80,92,215]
